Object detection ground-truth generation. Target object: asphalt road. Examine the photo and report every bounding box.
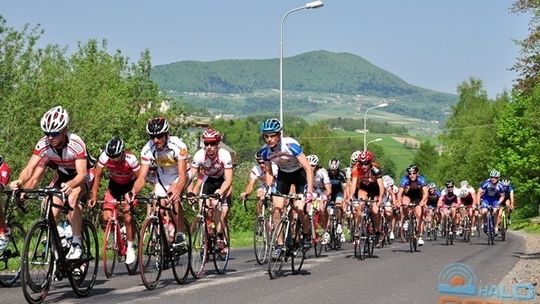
[1,232,527,304]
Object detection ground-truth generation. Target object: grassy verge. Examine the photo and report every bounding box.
[230,230,252,249]
[510,216,540,234]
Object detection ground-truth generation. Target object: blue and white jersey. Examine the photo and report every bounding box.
[503,184,514,198]
[480,179,505,203]
[260,137,303,173]
[399,175,427,198]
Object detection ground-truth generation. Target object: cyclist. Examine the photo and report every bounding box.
[307,154,332,244]
[10,106,88,259]
[349,150,385,245]
[437,180,461,236]
[189,128,234,251]
[344,150,361,219]
[259,118,314,253]
[424,182,440,238]
[396,165,428,246]
[0,154,12,251]
[327,158,346,241]
[458,180,477,236]
[500,179,514,225]
[130,117,189,247]
[382,175,398,240]
[477,170,505,235]
[88,137,140,265]
[239,151,278,217]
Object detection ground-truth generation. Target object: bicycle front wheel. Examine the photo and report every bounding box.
[268,220,285,279]
[138,218,163,290]
[253,217,268,265]
[189,219,207,279]
[69,219,99,297]
[290,219,305,274]
[172,219,191,284]
[102,220,117,278]
[409,216,416,252]
[21,220,53,304]
[126,221,140,275]
[0,221,25,287]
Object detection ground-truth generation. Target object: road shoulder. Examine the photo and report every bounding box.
[500,230,540,296]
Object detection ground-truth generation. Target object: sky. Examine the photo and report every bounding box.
[0,1,530,98]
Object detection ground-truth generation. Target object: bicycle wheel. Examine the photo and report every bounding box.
[125,222,140,275]
[432,218,438,241]
[69,220,99,297]
[0,222,25,287]
[102,220,117,278]
[358,217,367,260]
[409,216,416,252]
[312,214,322,257]
[21,220,53,304]
[253,217,268,265]
[365,218,374,258]
[290,218,305,275]
[268,220,285,279]
[172,219,191,284]
[487,213,495,245]
[213,228,229,274]
[463,216,470,243]
[138,217,163,290]
[476,214,482,238]
[500,210,507,242]
[189,219,207,279]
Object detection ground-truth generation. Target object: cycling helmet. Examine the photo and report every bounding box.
[489,170,500,178]
[358,150,374,163]
[460,180,469,188]
[501,179,510,187]
[307,154,320,166]
[382,175,394,188]
[445,180,455,188]
[146,117,170,135]
[350,150,361,165]
[40,106,69,133]
[202,128,222,143]
[328,158,340,170]
[428,182,437,189]
[255,150,264,162]
[459,188,469,198]
[105,137,124,158]
[260,118,282,134]
[407,165,419,174]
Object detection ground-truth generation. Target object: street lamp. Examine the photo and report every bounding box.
[363,102,388,151]
[280,0,324,130]
[366,137,383,150]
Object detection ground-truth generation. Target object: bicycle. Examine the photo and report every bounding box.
[442,208,455,246]
[499,205,509,242]
[475,206,482,238]
[325,202,342,251]
[100,199,140,278]
[188,193,230,278]
[242,195,272,265]
[404,202,419,253]
[267,192,306,279]
[308,197,323,257]
[352,199,376,260]
[459,205,471,243]
[19,187,98,303]
[0,190,27,287]
[137,194,191,290]
[485,205,495,245]
[425,206,438,241]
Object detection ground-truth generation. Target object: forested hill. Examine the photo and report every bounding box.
[150,50,455,104]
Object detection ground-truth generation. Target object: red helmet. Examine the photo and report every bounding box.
[358,150,374,163]
[202,128,222,143]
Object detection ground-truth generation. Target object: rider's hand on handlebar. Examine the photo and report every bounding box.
[240,192,247,200]
[60,182,73,195]
[305,192,313,203]
[9,180,21,191]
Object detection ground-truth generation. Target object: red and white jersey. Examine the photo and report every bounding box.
[191,148,233,179]
[97,151,140,185]
[33,133,87,176]
[140,136,188,184]
[0,161,11,187]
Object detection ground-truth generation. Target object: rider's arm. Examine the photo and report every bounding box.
[23,163,46,189]
[297,153,313,194]
[349,176,358,201]
[437,195,444,208]
[420,186,429,206]
[12,154,42,188]
[89,164,104,206]
[64,158,87,189]
[476,188,484,205]
[324,182,332,198]
[264,162,274,190]
[242,177,257,197]
[131,163,149,195]
[217,167,233,197]
[376,177,385,204]
[396,187,404,207]
[509,191,515,208]
[169,158,187,200]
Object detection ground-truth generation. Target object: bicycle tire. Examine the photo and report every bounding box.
[409,215,416,253]
[358,217,367,260]
[463,216,470,243]
[21,220,53,304]
[0,221,25,287]
[172,219,191,284]
[253,217,268,265]
[69,219,99,297]
[125,222,140,275]
[500,209,507,242]
[366,217,374,258]
[213,227,229,275]
[102,220,117,278]
[290,218,305,275]
[268,219,286,279]
[189,219,207,279]
[138,217,163,290]
[312,214,322,257]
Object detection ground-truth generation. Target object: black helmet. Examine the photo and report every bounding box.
[407,164,418,174]
[255,150,264,162]
[445,180,455,188]
[146,117,170,135]
[105,137,124,158]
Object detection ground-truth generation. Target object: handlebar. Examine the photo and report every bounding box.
[14,187,72,213]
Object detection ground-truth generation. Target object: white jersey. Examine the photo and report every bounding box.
[249,163,278,189]
[140,136,188,195]
[260,137,303,173]
[345,167,353,179]
[313,168,330,191]
[191,148,233,179]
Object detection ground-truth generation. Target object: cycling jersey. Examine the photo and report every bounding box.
[502,184,514,198]
[479,179,505,204]
[260,137,303,173]
[313,168,330,192]
[440,188,459,206]
[0,161,11,188]
[351,163,382,187]
[33,133,87,178]
[328,170,346,202]
[399,174,427,200]
[249,163,278,189]
[191,148,233,179]
[427,189,440,208]
[97,151,140,185]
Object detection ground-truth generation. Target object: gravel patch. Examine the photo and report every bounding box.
[500,230,540,297]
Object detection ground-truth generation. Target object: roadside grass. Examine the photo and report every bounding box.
[510,216,540,234]
[230,230,252,249]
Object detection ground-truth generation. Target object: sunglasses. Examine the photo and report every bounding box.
[408,172,418,175]
[360,161,371,166]
[204,142,218,147]
[258,162,265,165]
[150,133,166,139]
[44,131,62,138]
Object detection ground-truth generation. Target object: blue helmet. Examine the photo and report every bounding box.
[260,118,282,134]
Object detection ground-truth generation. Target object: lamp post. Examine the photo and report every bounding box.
[280,0,324,130]
[366,137,383,150]
[363,102,388,151]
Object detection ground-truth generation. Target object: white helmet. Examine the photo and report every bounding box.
[460,180,469,188]
[350,150,361,165]
[40,106,69,133]
[459,188,469,198]
[382,175,394,188]
[307,154,320,166]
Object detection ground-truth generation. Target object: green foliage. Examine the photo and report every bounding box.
[413,140,439,181]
